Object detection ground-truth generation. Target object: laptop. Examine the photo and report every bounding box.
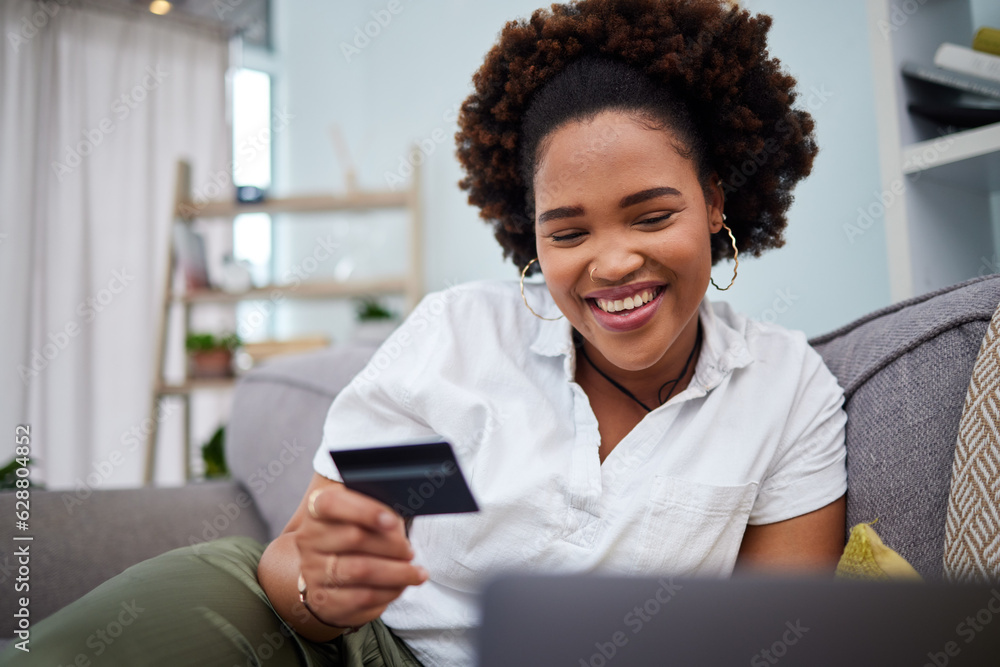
[477,574,1000,666]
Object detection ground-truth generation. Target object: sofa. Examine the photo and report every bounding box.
[3,274,999,641]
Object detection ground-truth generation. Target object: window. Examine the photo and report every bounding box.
[231,68,272,332]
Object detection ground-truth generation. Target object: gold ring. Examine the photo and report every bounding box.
[307,489,323,520]
[298,571,361,633]
[326,554,344,587]
[590,266,598,283]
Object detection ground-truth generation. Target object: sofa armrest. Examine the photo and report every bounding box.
[228,342,379,539]
[0,481,268,636]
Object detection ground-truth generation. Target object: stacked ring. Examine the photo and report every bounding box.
[297,573,360,635]
[307,489,323,519]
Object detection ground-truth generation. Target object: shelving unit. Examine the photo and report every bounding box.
[145,159,423,482]
[867,0,1000,301]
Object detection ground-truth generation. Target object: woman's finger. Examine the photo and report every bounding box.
[308,484,401,533]
[302,585,409,625]
[297,518,413,561]
[301,553,428,590]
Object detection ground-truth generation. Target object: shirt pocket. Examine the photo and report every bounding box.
[629,475,758,576]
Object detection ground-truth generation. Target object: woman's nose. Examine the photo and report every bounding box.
[591,243,645,284]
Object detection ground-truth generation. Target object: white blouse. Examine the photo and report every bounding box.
[313,279,847,667]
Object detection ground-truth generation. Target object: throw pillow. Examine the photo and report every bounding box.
[836,521,922,581]
[943,301,1000,583]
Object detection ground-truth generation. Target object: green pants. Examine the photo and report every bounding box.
[0,536,424,667]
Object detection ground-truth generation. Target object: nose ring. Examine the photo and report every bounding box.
[590,266,598,283]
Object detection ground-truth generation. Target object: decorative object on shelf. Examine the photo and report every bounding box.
[200,425,229,479]
[935,42,1000,84]
[218,254,254,293]
[352,296,399,343]
[172,223,211,290]
[901,61,1000,100]
[185,332,241,379]
[974,26,1000,57]
[236,185,266,203]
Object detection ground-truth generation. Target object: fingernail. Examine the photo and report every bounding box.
[416,566,429,581]
[378,511,397,529]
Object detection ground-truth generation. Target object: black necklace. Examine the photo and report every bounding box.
[575,323,703,413]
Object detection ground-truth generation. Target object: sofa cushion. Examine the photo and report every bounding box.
[227,343,380,539]
[810,274,1000,579]
[0,481,267,636]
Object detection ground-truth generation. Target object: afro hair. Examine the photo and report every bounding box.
[454,0,818,275]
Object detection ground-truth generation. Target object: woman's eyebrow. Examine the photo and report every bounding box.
[619,186,682,209]
[538,205,584,225]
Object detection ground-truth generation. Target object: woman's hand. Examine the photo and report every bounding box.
[293,480,429,631]
[258,473,428,642]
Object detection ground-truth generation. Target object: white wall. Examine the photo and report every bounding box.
[265,0,888,339]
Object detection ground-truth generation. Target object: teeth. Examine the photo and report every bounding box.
[596,287,659,314]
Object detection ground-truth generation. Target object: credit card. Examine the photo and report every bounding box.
[330,439,479,517]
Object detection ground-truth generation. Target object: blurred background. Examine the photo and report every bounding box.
[2,0,999,491]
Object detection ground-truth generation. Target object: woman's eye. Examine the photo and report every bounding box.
[551,232,583,242]
[637,214,673,227]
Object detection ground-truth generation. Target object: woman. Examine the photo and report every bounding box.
[15,1,845,665]
[260,0,845,663]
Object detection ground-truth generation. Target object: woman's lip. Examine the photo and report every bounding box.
[587,286,665,332]
[583,280,667,301]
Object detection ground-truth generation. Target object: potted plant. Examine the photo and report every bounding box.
[352,296,398,343]
[186,332,241,378]
[201,425,229,479]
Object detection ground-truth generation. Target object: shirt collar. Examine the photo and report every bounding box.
[528,286,754,393]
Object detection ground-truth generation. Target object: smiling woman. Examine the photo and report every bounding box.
[12,1,847,666]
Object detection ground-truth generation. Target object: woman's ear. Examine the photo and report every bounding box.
[706,175,726,234]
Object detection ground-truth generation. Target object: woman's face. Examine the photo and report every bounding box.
[533,110,723,373]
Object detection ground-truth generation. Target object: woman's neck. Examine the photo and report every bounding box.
[574,317,702,411]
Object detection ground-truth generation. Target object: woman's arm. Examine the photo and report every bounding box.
[734,495,846,574]
[257,473,428,643]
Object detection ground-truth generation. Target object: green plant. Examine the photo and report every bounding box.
[0,457,43,490]
[355,297,395,321]
[185,332,242,352]
[201,426,229,479]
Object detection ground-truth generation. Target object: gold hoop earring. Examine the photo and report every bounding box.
[590,266,598,283]
[710,216,739,291]
[520,258,564,321]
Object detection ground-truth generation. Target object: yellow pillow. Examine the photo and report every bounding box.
[835,522,922,581]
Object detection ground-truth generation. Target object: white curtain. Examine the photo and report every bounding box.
[0,1,229,488]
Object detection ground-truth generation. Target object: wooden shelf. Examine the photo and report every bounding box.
[156,377,237,395]
[147,157,424,484]
[176,190,411,219]
[171,277,410,303]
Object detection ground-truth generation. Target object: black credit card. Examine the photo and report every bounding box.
[329,439,479,518]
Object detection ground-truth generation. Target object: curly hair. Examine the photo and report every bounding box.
[454,0,818,275]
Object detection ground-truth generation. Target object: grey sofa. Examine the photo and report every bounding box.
[3,274,999,641]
